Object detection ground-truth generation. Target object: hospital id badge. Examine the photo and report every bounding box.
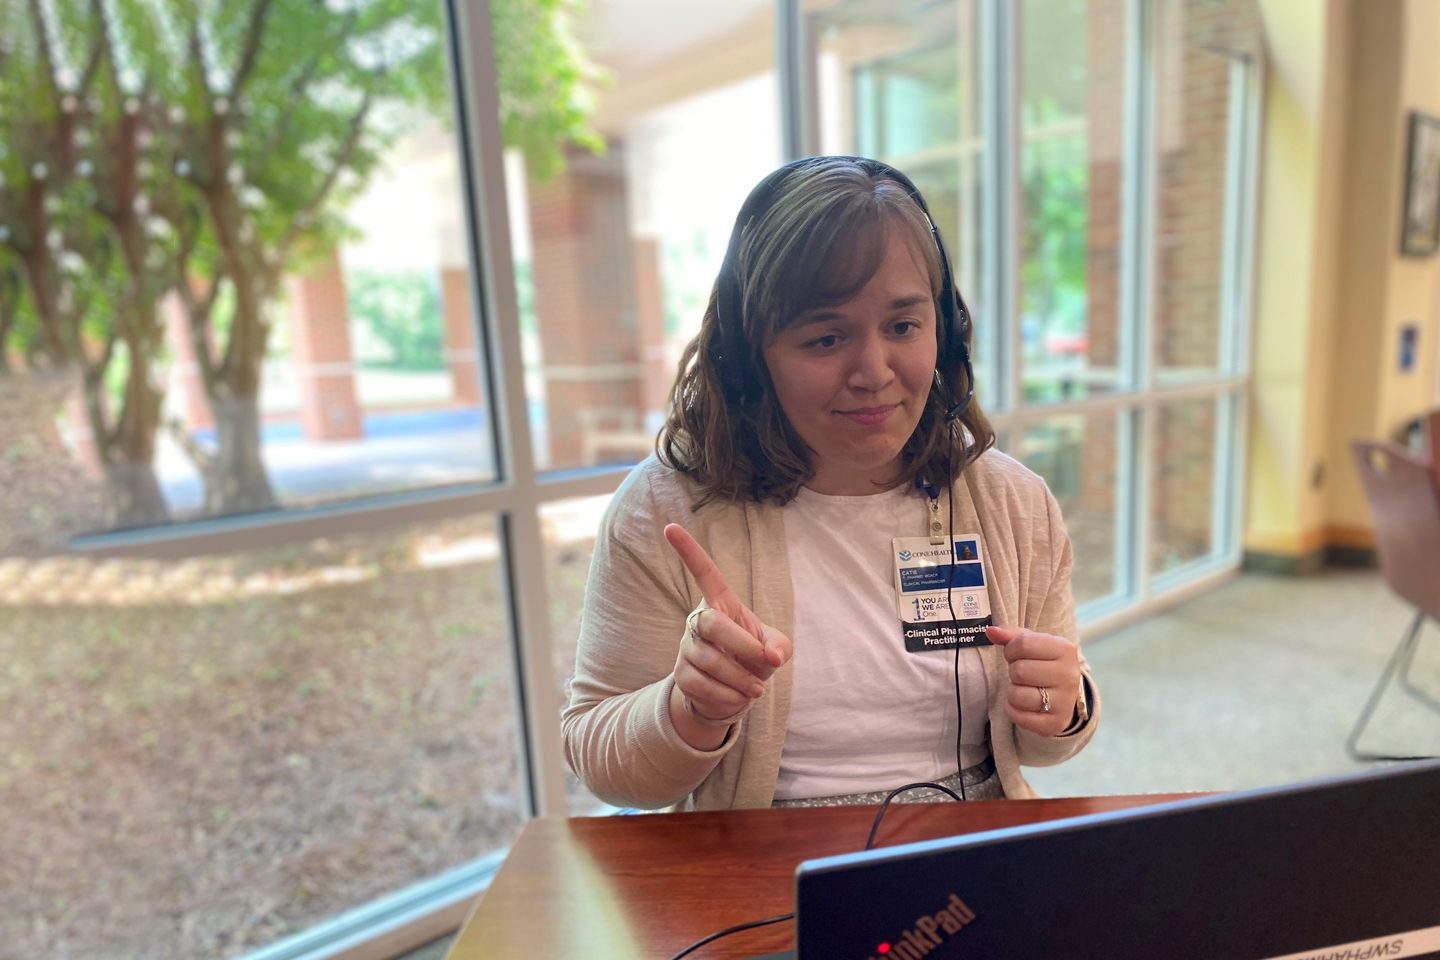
[892,535,994,652]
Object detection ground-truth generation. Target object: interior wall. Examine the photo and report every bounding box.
[1324,0,1440,534]
[1321,0,1402,541]
[1244,0,1348,565]
[1244,0,1440,570]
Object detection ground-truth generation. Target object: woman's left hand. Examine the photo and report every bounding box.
[985,624,1082,738]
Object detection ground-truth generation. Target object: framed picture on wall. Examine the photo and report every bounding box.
[1401,111,1440,256]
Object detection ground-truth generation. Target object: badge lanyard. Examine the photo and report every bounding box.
[892,482,994,653]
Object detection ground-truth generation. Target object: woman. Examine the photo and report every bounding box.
[562,156,1098,810]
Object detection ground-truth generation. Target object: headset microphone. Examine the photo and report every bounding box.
[945,385,973,424]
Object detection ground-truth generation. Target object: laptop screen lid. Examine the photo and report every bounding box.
[793,760,1440,960]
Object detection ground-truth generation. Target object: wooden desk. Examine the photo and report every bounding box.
[447,794,1200,960]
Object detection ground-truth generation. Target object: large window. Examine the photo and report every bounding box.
[506,0,780,474]
[0,0,527,957]
[808,0,1261,623]
[0,1,1264,958]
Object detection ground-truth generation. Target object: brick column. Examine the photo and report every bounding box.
[285,249,364,441]
[632,237,669,429]
[1085,0,1126,373]
[527,146,644,468]
[440,267,482,406]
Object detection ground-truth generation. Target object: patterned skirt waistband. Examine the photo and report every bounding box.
[771,755,1002,808]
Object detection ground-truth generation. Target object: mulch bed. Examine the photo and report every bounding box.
[0,371,607,960]
[0,523,540,960]
[0,372,104,557]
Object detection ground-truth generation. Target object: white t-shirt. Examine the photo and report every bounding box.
[773,484,990,801]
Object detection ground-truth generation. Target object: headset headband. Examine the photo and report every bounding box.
[713,156,975,422]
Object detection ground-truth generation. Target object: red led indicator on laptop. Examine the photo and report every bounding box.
[877,945,890,954]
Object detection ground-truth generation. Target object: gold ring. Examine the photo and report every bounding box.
[1039,687,1051,713]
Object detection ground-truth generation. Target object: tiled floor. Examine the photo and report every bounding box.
[1027,568,1440,796]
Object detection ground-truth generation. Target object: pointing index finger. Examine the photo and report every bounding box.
[664,523,736,611]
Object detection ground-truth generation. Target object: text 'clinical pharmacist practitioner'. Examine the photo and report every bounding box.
[562,156,1099,810]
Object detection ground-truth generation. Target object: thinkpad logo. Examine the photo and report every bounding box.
[863,893,976,960]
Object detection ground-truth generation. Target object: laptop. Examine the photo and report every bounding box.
[744,759,1440,960]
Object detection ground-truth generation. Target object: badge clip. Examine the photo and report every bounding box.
[919,481,945,545]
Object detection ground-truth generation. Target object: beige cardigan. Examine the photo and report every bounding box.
[561,450,1100,810]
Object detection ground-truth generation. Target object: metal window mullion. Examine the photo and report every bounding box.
[1121,0,1154,397]
[1209,52,1254,566]
[1082,560,1239,640]
[450,0,566,819]
[778,0,816,162]
[1109,404,1139,602]
[1133,400,1156,603]
[1224,388,1250,564]
[987,375,1244,435]
[980,0,1018,414]
[957,1,979,309]
[1122,0,1157,600]
[1233,52,1264,380]
[65,466,631,561]
[1216,54,1249,378]
[1223,52,1263,567]
[1210,390,1238,560]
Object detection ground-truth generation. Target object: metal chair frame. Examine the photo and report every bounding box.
[1346,417,1440,763]
[1347,610,1440,761]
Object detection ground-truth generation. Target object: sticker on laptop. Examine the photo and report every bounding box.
[1252,924,1440,960]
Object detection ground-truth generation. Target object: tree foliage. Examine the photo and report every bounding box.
[0,0,601,525]
[348,269,444,370]
[1020,100,1089,336]
[492,0,605,183]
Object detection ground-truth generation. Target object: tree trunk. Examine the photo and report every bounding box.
[205,395,277,515]
[80,346,171,529]
[0,318,12,375]
[100,459,169,528]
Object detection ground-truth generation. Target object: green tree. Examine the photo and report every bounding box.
[0,0,601,525]
[0,258,26,376]
[0,0,181,525]
[348,269,445,371]
[1020,100,1089,343]
[492,0,606,183]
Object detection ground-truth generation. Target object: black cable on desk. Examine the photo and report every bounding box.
[863,780,962,851]
[664,781,960,960]
[664,913,795,960]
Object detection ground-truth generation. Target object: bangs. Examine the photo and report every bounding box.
[741,175,944,341]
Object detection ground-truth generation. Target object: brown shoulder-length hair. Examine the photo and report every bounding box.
[657,157,995,506]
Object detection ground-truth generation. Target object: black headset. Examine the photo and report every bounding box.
[712,155,976,424]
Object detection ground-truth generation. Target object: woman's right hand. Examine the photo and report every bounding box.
[663,523,793,750]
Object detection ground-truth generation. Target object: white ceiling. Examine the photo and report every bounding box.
[572,0,773,76]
